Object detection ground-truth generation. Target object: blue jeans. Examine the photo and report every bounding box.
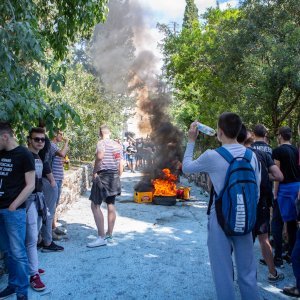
[56,179,63,207]
[0,208,28,297]
[292,229,300,289]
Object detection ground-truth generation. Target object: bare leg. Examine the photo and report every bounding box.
[107,204,116,236]
[258,233,276,275]
[91,202,105,238]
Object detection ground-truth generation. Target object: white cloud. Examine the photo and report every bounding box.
[219,0,239,10]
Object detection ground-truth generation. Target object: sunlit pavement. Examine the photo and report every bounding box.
[0,170,295,299]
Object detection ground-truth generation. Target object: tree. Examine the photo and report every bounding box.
[0,0,108,139]
[160,0,300,140]
[183,0,199,30]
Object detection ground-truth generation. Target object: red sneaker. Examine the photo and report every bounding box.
[30,274,46,291]
[38,268,45,276]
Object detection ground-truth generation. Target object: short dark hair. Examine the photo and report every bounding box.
[218,112,242,139]
[237,124,247,144]
[278,126,292,141]
[38,119,46,128]
[29,127,45,138]
[0,122,14,137]
[253,124,267,137]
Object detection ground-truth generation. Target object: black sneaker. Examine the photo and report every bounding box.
[283,254,292,264]
[274,257,284,268]
[37,240,44,250]
[0,286,16,299]
[41,241,64,252]
[259,258,267,266]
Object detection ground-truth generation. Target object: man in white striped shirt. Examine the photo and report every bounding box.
[87,125,123,248]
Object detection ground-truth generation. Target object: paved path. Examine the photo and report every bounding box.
[0,171,295,299]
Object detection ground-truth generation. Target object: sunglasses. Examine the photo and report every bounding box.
[32,137,45,143]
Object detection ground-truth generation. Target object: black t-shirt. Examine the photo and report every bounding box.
[251,148,274,206]
[251,141,272,158]
[38,135,52,177]
[272,144,300,183]
[31,152,43,193]
[0,146,35,209]
[127,145,136,159]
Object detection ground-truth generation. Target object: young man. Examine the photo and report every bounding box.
[50,130,69,235]
[283,122,300,297]
[237,125,284,283]
[88,125,123,248]
[38,121,63,252]
[182,113,260,300]
[272,127,300,264]
[26,127,47,291]
[0,122,35,300]
[252,124,273,158]
[126,140,137,173]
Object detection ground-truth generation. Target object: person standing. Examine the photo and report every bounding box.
[238,125,284,283]
[26,127,47,291]
[182,113,260,300]
[252,124,273,158]
[50,130,69,235]
[37,122,63,252]
[0,122,35,300]
[87,125,123,247]
[126,140,137,173]
[272,127,300,265]
[283,122,300,297]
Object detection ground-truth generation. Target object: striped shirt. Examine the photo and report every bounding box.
[94,139,122,172]
[50,142,64,180]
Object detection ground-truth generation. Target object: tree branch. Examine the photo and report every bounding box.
[278,92,300,124]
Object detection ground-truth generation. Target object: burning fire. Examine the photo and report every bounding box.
[153,168,177,196]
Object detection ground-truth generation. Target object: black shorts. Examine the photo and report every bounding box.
[254,201,270,236]
[105,196,116,205]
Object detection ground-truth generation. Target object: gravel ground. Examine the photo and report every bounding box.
[0,171,296,299]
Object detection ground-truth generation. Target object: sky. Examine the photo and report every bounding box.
[135,0,239,63]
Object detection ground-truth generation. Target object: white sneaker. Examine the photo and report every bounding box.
[87,237,107,248]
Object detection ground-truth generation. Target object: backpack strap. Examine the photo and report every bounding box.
[207,185,216,215]
[215,147,234,163]
[243,148,253,162]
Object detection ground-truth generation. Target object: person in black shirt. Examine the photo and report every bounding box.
[252,124,273,158]
[0,122,35,300]
[126,141,137,173]
[283,122,300,297]
[238,125,284,283]
[26,128,47,292]
[272,126,300,265]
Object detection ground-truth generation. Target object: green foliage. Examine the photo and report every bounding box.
[182,0,199,30]
[0,0,108,138]
[160,0,300,141]
[58,63,134,161]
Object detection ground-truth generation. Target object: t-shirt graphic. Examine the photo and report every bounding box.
[0,146,35,209]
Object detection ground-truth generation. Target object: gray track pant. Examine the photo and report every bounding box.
[41,178,58,244]
[207,210,259,300]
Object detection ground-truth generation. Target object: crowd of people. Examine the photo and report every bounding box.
[0,114,299,300]
[183,113,300,299]
[0,122,69,299]
[120,136,155,172]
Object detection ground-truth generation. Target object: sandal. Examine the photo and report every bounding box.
[282,286,300,298]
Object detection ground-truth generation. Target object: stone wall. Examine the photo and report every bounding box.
[56,163,93,217]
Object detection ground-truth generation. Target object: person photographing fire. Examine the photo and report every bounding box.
[182,113,261,300]
[87,125,123,247]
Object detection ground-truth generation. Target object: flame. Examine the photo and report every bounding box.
[153,168,177,196]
